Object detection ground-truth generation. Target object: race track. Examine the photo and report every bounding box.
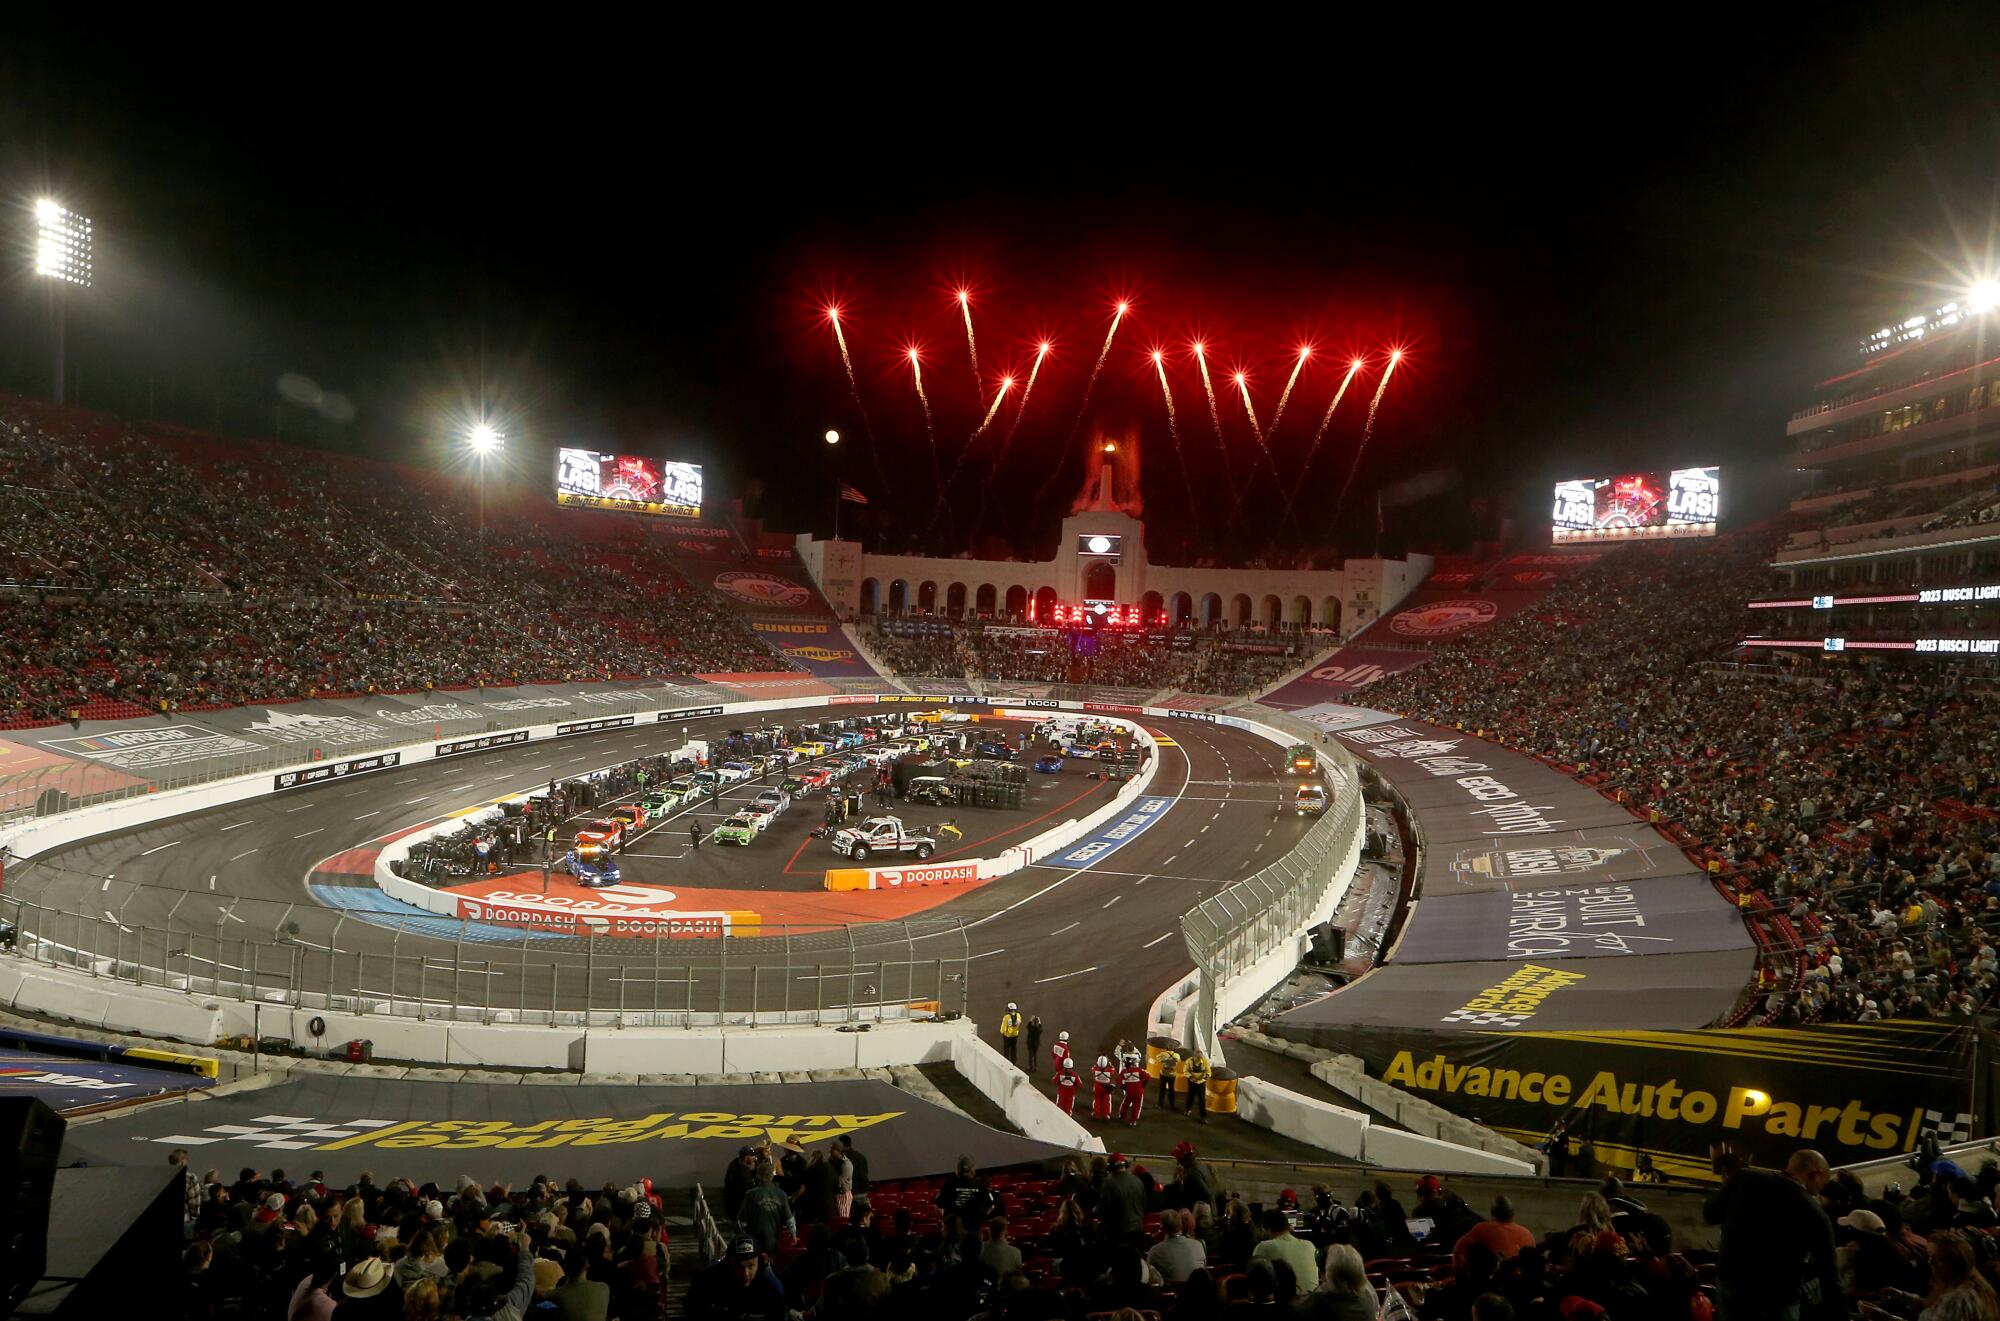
[11,705,1312,1065]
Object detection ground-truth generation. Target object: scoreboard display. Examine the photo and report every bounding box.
[1552,466,1719,542]
[556,449,703,519]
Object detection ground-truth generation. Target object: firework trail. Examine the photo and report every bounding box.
[1268,346,1311,436]
[1034,302,1129,506]
[907,347,939,495]
[1152,350,1200,535]
[826,305,890,495]
[1282,356,1365,531]
[956,289,981,402]
[1230,371,1283,517]
[1334,350,1402,521]
[1192,342,1237,502]
[974,342,1052,539]
[933,375,1013,543]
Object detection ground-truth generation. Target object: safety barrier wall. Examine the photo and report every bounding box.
[1168,705,1367,1058]
[1232,1075,1538,1176]
[947,1031,1106,1153]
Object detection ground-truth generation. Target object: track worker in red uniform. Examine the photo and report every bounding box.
[1053,1057,1082,1115]
[1051,1030,1072,1075]
[1091,1055,1117,1120]
[1119,1051,1148,1127]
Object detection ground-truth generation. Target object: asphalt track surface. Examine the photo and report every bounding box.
[15,705,1312,1066]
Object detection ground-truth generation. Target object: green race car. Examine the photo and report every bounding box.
[712,815,757,846]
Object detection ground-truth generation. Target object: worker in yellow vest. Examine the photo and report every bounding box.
[1184,1050,1212,1124]
[999,1002,1023,1064]
[1154,1045,1181,1111]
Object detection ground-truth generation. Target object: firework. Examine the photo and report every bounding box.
[824,303,889,494]
[1034,301,1129,506]
[1334,349,1403,520]
[975,341,1053,539]
[1282,355,1365,531]
[956,288,981,402]
[1153,349,1200,534]
[973,373,1014,439]
[907,346,939,494]
[1192,341,1236,501]
[1268,345,1312,436]
[1231,369,1282,517]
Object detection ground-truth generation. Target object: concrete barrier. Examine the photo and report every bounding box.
[1235,1075,1368,1159]
[948,1030,1105,1153]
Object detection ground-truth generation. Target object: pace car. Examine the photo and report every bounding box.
[561,847,622,887]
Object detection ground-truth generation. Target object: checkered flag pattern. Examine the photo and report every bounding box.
[153,1114,400,1150]
[1920,1109,1975,1145]
[1438,1008,1532,1028]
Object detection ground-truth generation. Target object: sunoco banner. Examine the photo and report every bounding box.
[1321,1021,1977,1181]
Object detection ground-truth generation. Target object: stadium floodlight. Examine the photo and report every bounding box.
[467,422,502,453]
[33,198,92,288]
[1970,280,2000,316]
[824,429,840,445]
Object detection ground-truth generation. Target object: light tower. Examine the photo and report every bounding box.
[32,199,93,404]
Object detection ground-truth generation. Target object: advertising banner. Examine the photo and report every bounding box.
[556,716,636,737]
[61,1074,1076,1188]
[435,731,531,758]
[657,706,726,722]
[748,622,880,678]
[1438,825,1705,894]
[1276,948,1754,1034]
[555,449,702,518]
[703,567,831,615]
[1310,1020,1976,1180]
[1261,646,1433,713]
[824,860,982,891]
[273,751,402,792]
[1395,874,1752,964]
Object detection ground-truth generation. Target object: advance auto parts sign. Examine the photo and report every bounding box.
[1344,1020,1976,1181]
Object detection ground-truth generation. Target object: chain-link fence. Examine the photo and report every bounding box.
[1177,706,1366,1054]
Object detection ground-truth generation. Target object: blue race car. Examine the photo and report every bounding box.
[1032,754,1065,773]
[563,848,622,888]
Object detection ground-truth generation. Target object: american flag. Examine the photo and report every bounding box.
[839,484,869,505]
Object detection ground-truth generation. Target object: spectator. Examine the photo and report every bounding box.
[1149,1210,1207,1284]
[1252,1209,1318,1293]
[737,1160,794,1255]
[1453,1195,1534,1270]
[685,1237,786,1321]
[1292,1243,1375,1321]
[1703,1148,1841,1320]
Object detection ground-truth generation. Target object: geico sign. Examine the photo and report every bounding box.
[875,861,980,888]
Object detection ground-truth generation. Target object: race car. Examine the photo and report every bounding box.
[691,770,722,793]
[976,740,1017,760]
[561,847,622,888]
[609,804,648,834]
[1032,754,1065,773]
[795,740,829,758]
[641,789,681,815]
[1065,744,1102,760]
[797,768,833,791]
[667,775,699,798]
[741,801,779,831]
[779,776,809,798]
[835,731,864,750]
[754,788,791,816]
[575,818,628,851]
[712,815,758,846]
[717,761,754,783]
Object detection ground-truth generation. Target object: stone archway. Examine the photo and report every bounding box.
[1004,585,1028,619]
[860,578,880,615]
[945,583,968,617]
[975,583,998,617]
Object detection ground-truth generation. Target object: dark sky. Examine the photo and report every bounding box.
[3,12,1997,560]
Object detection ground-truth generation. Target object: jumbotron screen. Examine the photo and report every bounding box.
[555,449,702,518]
[1551,466,1719,542]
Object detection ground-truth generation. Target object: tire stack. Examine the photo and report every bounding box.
[947,760,1027,810]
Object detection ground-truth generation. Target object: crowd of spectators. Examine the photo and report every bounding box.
[0,401,803,725]
[175,1155,671,1321]
[1366,534,2000,1024]
[868,625,1299,698]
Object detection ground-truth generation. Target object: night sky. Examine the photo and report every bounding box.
[2,13,1996,560]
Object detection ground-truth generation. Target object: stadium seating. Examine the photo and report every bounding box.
[1366,531,2000,1026]
[0,399,800,725]
[869,623,1301,696]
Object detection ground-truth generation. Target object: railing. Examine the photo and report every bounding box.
[1176,706,1367,1055]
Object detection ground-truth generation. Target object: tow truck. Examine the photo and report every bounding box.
[829,815,939,862]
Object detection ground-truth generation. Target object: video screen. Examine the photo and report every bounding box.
[555,449,703,518]
[1552,466,1718,542]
